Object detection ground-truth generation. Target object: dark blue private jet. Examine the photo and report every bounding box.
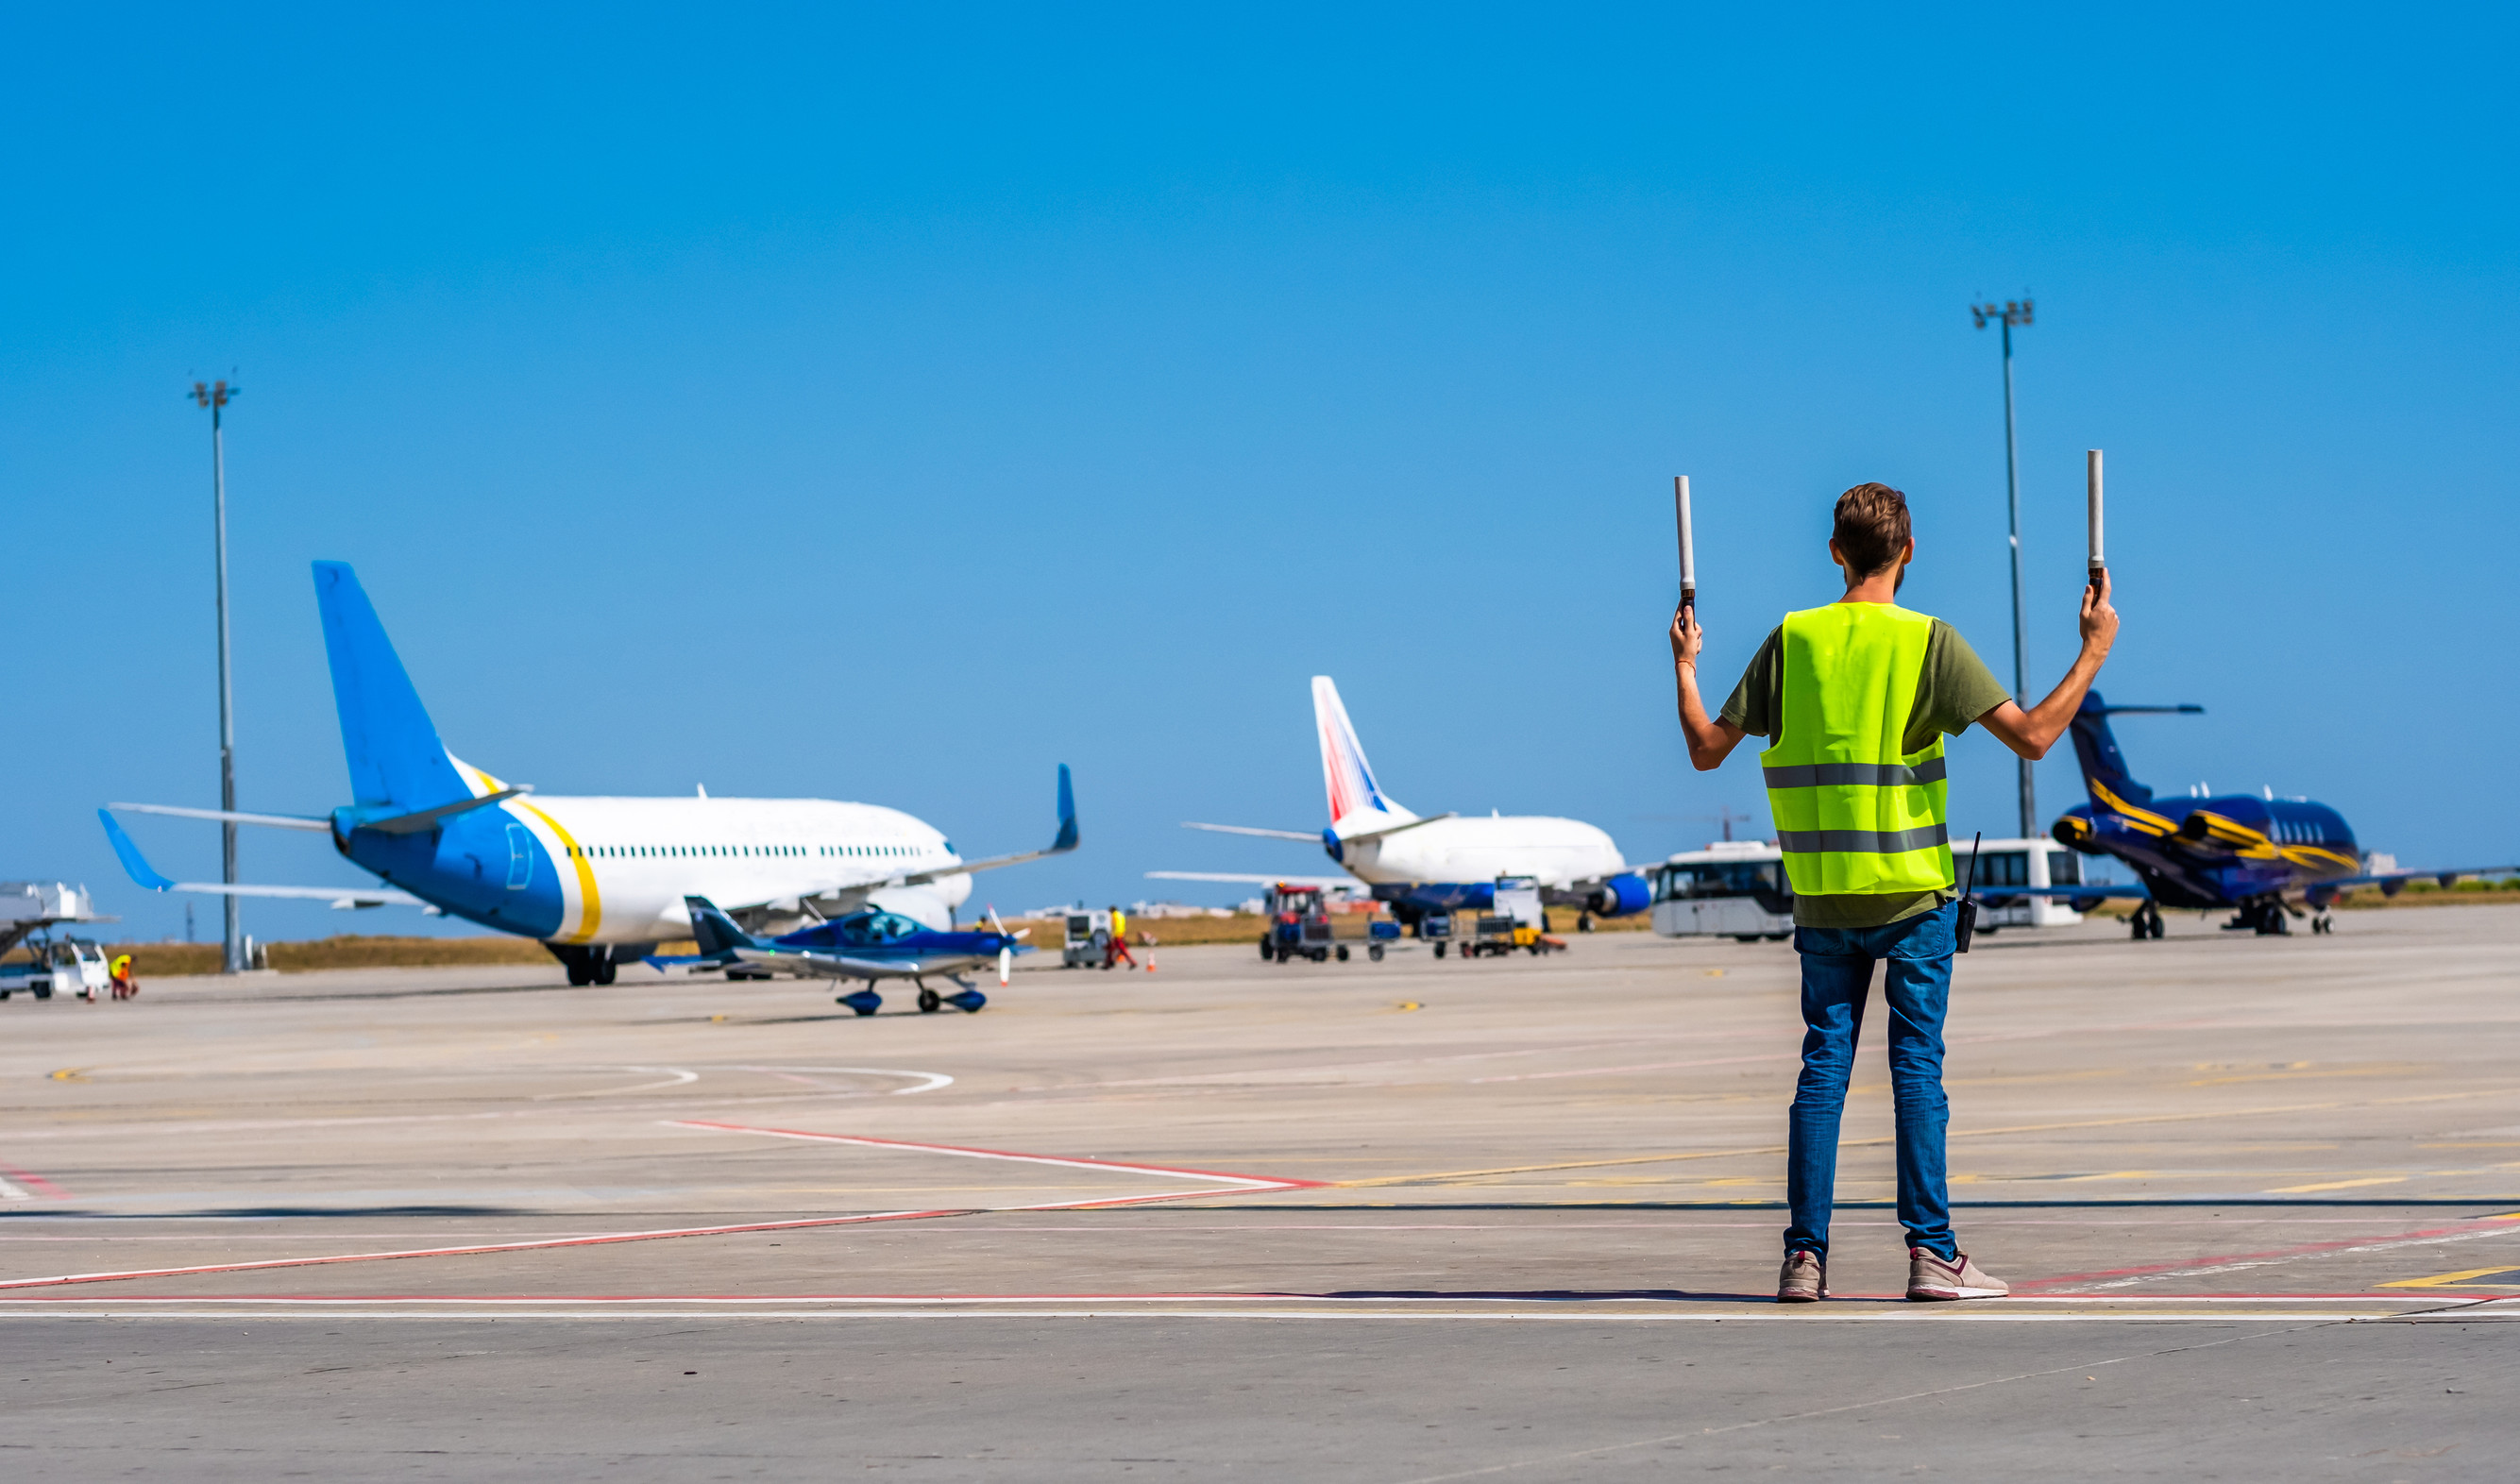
[664,895,1029,1015]
[2019,692,2512,939]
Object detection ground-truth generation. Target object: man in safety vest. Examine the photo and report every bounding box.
[1671,482,2116,1303]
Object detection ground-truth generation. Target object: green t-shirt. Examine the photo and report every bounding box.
[1717,611,2012,929]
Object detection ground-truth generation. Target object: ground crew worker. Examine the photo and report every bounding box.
[1670,482,2116,1303]
[110,953,137,1001]
[1104,905,1139,970]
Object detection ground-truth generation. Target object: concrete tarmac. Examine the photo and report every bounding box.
[3,904,2515,1478]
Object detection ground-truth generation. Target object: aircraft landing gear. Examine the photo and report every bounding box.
[917,987,941,1013]
[2311,911,2334,935]
[547,943,617,986]
[1576,912,1594,933]
[2224,897,2292,936]
[2129,900,2166,941]
[1431,941,1446,959]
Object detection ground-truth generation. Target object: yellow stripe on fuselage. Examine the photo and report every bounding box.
[516,801,601,943]
[2090,780,2178,835]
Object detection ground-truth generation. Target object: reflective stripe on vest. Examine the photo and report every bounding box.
[1759,603,1954,897]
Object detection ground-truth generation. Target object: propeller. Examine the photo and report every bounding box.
[988,903,1016,985]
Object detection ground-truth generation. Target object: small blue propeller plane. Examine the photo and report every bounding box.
[669,895,1029,1016]
[2019,692,2512,939]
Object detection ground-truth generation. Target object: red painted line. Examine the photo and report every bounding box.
[0,1207,974,1292]
[2017,1215,2519,1290]
[0,1290,2471,1305]
[662,1120,1328,1190]
[0,1161,68,1200]
[0,1133,1322,1291]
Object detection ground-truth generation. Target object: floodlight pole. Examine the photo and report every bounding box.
[192,379,244,974]
[1970,299,2036,838]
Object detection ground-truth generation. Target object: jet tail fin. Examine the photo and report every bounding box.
[313,563,475,811]
[2069,692,2202,808]
[1312,676,1415,834]
[684,896,763,958]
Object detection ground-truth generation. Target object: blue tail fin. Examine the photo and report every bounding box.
[313,562,472,810]
[2069,692,2203,807]
[685,896,762,957]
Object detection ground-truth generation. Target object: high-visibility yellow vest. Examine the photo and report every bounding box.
[1760,603,1953,896]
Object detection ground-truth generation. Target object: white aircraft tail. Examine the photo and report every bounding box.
[1312,677,1415,835]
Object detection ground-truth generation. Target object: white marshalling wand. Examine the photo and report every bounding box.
[2087,448,2105,589]
[1674,475,1696,617]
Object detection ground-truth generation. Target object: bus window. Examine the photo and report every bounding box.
[2047,851,2082,886]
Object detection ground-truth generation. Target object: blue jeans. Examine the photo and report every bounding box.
[1783,902,1958,1262]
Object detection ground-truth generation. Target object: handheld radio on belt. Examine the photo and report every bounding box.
[1955,831,1983,953]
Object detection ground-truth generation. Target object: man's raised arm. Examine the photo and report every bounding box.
[1975,569,2121,761]
[1671,604,1749,771]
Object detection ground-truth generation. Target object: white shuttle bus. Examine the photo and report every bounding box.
[1952,837,2089,930]
[1650,842,1795,941]
[1650,836,2090,940]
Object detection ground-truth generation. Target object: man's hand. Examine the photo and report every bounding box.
[1670,602,1745,770]
[1669,603,1703,667]
[1981,569,2121,762]
[2080,567,2119,661]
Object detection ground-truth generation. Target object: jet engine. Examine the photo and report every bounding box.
[1585,873,1651,918]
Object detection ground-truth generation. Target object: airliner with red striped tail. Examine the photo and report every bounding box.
[1150,676,1652,932]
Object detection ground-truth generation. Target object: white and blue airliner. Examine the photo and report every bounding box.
[102,562,1077,986]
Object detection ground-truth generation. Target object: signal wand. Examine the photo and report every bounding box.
[2087,448,2105,587]
[1674,475,1696,615]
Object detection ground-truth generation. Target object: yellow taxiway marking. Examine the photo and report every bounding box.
[46,1069,89,1083]
[2266,1176,2410,1193]
[2377,1266,2520,1290]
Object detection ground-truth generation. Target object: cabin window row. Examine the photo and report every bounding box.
[562,844,921,859]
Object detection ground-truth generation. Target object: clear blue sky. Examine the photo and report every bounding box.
[4,5,2512,941]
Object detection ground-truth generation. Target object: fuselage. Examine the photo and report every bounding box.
[336,793,972,945]
[1333,815,1625,892]
[2056,787,2358,910]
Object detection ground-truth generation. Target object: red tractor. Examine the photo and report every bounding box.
[1260,883,1341,963]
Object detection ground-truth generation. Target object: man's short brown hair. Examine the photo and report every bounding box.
[1833,482,1911,579]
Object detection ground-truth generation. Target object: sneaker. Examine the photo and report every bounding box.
[1777,1249,1827,1303]
[1906,1247,2008,1301]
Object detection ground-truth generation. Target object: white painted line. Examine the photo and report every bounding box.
[732,1067,955,1095]
[0,1307,2475,1324]
[532,1067,699,1101]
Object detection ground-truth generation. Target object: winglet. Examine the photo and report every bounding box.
[683,895,762,957]
[1051,763,1078,853]
[97,809,177,891]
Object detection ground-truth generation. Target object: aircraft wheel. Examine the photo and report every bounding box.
[565,963,592,986]
[592,959,617,986]
[0,989,10,1001]
[1577,913,1594,933]
[917,988,941,1013]
[1335,945,1350,962]
[1431,942,1446,959]
[1367,944,1383,962]
[1259,937,1274,960]
[33,985,50,1000]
